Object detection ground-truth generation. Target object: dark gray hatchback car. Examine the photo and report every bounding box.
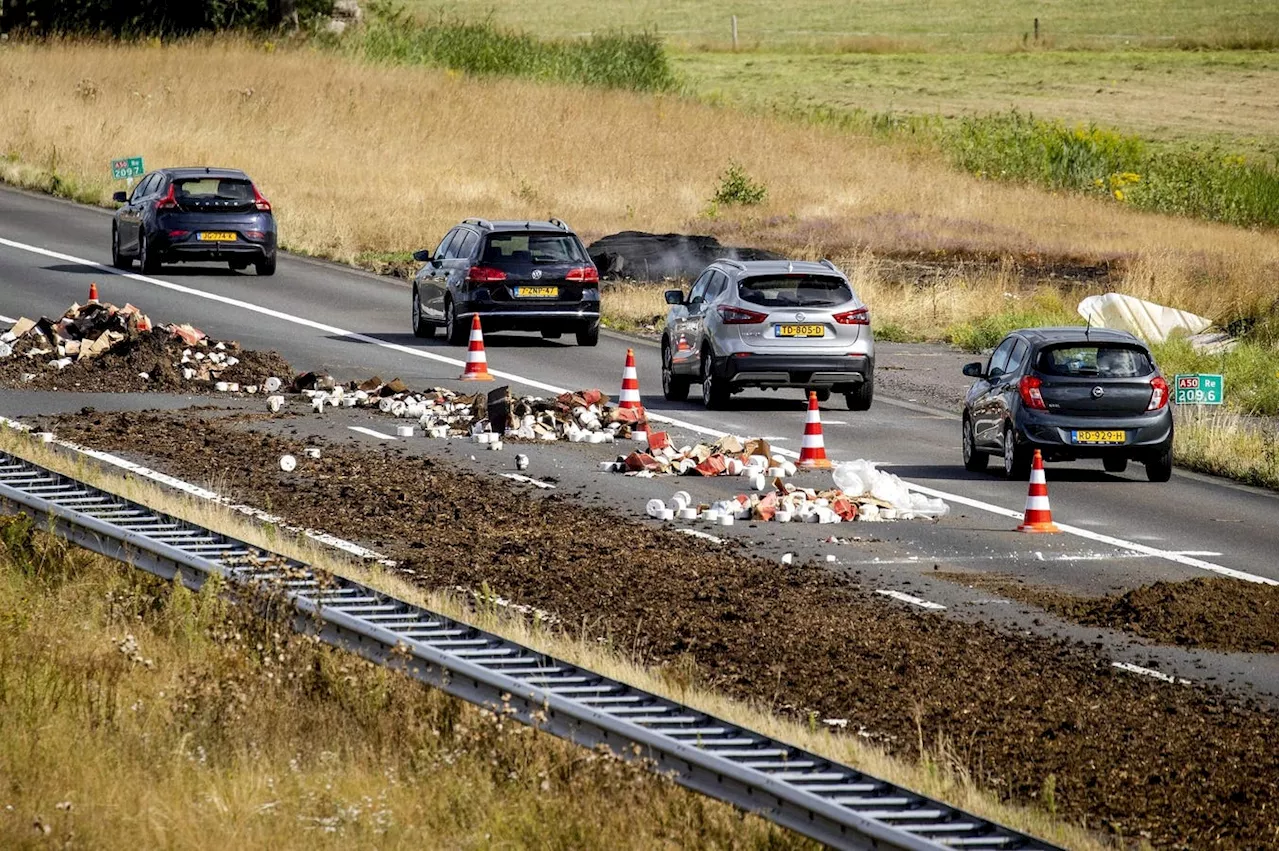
[111,167,277,275]
[961,327,1173,481]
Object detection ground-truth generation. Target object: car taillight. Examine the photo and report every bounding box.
[252,185,271,212]
[155,185,178,210]
[467,266,507,283]
[167,230,189,238]
[833,307,870,325]
[1148,375,1169,411]
[566,265,599,284]
[716,305,768,324]
[244,230,265,240]
[1019,375,1046,409]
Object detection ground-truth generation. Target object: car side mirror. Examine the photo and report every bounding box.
[663,289,685,306]
[112,191,128,204]
[962,362,985,378]
[412,249,432,262]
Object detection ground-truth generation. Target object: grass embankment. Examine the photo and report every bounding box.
[0,429,1104,849]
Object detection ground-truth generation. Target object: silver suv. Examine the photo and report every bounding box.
[660,259,874,410]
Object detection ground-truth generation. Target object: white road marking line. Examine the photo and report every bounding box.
[0,314,16,323]
[499,472,555,489]
[1111,662,1191,686]
[3,235,1272,587]
[1170,550,1223,557]
[0,415,398,566]
[875,589,946,610]
[676,528,724,544]
[348,426,398,440]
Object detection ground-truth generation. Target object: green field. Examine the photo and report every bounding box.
[404,0,1277,50]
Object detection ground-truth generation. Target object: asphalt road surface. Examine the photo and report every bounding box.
[2,186,1276,697]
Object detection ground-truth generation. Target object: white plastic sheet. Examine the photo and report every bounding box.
[1076,293,1211,343]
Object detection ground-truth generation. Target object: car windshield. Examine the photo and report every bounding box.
[173,177,254,202]
[1037,345,1154,378]
[482,234,585,265]
[737,275,853,308]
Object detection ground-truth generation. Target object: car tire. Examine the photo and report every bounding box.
[229,260,249,272]
[1103,456,1128,474]
[1002,422,1032,480]
[811,388,831,403]
[662,340,690,402]
[962,414,988,472]
[411,287,435,338]
[444,299,468,346]
[541,329,562,340]
[701,349,730,409]
[1145,442,1173,483]
[138,232,161,274]
[254,253,276,276]
[575,322,600,347]
[844,374,874,411]
[111,226,131,270]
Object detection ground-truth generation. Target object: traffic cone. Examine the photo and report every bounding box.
[797,391,832,469]
[88,282,99,303]
[458,315,494,381]
[1016,450,1060,533]
[619,348,643,412]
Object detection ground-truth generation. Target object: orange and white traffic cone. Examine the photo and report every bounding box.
[797,391,832,469]
[88,282,99,303]
[1016,449,1060,533]
[458,315,494,381]
[619,348,643,412]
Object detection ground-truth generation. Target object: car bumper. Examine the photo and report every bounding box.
[159,238,274,262]
[714,354,872,390]
[1013,408,1173,459]
[457,302,600,332]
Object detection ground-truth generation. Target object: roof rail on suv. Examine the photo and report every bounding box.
[819,258,839,272]
[463,217,493,230]
[548,217,571,232]
[715,258,747,271]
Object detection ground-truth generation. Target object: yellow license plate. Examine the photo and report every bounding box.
[514,286,559,298]
[776,324,825,338]
[1072,429,1125,444]
[197,232,237,242]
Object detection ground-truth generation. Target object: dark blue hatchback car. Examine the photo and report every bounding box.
[961,327,1173,482]
[111,167,277,276]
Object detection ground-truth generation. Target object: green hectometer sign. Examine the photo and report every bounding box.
[1174,373,1224,405]
[110,157,144,180]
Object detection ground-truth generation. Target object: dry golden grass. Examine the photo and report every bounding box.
[1171,406,1279,488]
[0,39,1274,324]
[0,424,1111,850]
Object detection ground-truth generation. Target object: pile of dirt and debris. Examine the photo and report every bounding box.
[587,231,784,281]
[0,300,293,393]
[938,573,1279,654]
[41,408,1278,849]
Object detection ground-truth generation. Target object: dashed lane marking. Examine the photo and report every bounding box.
[875,589,947,610]
[499,473,556,489]
[348,426,398,441]
[2,235,1273,587]
[0,314,16,323]
[1111,662,1191,686]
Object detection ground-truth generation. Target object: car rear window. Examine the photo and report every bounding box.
[482,234,586,265]
[736,275,854,308]
[174,177,255,202]
[1037,345,1154,378]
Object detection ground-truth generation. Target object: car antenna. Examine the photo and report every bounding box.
[1085,313,1092,340]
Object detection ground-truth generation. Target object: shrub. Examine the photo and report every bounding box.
[711,160,768,206]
